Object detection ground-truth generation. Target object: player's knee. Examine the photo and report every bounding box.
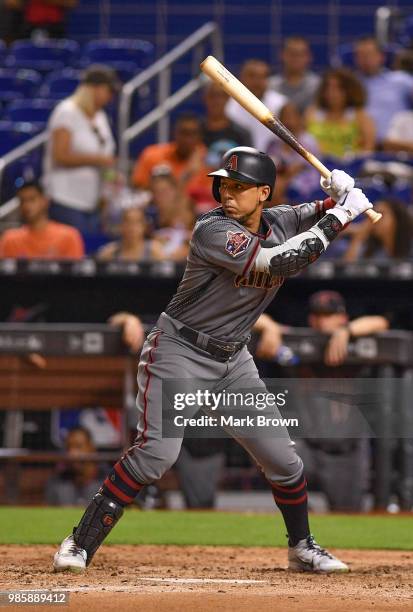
[126,443,181,483]
[264,442,304,487]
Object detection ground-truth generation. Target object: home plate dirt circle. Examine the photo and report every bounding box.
[1,545,412,611]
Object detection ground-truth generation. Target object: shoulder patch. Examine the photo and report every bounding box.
[225,230,251,257]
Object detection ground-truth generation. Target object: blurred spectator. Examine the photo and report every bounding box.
[132,113,211,202]
[108,310,145,353]
[354,36,413,144]
[44,65,118,234]
[2,0,77,41]
[202,82,252,157]
[46,427,107,506]
[226,59,288,151]
[306,68,376,157]
[269,36,320,114]
[266,104,320,202]
[146,172,194,261]
[255,293,388,511]
[0,179,84,258]
[342,197,413,262]
[383,105,413,155]
[97,206,157,261]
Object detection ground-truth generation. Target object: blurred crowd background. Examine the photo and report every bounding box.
[0,0,413,514]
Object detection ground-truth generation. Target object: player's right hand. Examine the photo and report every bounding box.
[330,188,373,225]
[320,169,355,201]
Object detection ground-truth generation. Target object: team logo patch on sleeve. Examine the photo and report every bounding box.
[225,230,251,257]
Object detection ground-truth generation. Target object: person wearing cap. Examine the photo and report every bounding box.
[254,291,388,511]
[43,64,119,234]
[255,291,388,367]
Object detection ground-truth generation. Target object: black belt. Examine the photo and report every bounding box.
[178,325,245,362]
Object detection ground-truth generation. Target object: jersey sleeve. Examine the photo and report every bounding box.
[266,200,333,239]
[191,217,260,276]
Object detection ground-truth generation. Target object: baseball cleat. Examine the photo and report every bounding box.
[288,535,349,573]
[53,535,87,573]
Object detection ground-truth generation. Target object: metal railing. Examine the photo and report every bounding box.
[0,22,222,217]
[118,21,223,173]
[0,131,48,217]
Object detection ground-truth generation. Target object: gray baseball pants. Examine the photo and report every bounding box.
[123,313,303,487]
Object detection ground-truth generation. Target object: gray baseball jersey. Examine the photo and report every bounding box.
[166,202,325,342]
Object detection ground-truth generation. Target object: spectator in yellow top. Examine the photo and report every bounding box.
[305,68,376,158]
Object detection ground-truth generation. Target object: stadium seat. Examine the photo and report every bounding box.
[1,149,43,202]
[0,40,7,65]
[398,15,413,48]
[5,39,80,73]
[0,69,42,103]
[40,68,81,99]
[6,99,56,125]
[0,121,41,156]
[81,39,154,70]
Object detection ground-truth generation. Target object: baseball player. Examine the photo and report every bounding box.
[54,146,373,573]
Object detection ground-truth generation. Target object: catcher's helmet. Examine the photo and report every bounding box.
[208,146,276,203]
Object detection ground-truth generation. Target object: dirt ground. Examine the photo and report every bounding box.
[0,545,412,611]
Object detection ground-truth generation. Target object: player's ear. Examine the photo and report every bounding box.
[258,185,271,202]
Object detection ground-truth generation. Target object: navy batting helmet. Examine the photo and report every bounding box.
[208,146,276,203]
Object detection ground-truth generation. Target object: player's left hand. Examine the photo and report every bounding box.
[325,327,350,366]
[320,170,355,201]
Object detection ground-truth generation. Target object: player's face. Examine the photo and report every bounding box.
[219,177,269,227]
[309,313,348,333]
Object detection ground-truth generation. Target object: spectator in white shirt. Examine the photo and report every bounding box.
[383,107,413,154]
[44,65,118,234]
[226,59,288,151]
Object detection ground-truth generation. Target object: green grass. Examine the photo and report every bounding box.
[0,508,411,550]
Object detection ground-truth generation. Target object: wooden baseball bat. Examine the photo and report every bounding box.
[200,55,382,224]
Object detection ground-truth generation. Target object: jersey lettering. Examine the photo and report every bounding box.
[235,269,284,289]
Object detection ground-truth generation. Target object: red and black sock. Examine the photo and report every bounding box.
[271,473,310,547]
[100,458,144,507]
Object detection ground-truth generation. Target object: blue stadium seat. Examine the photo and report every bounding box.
[0,69,42,103]
[1,149,43,202]
[6,99,56,125]
[0,121,41,156]
[332,42,402,69]
[81,39,154,70]
[5,39,80,73]
[398,14,413,48]
[40,68,81,99]
[0,40,7,65]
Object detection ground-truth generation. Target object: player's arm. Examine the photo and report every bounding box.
[325,316,389,366]
[270,170,356,237]
[296,169,356,233]
[253,314,284,359]
[254,188,373,277]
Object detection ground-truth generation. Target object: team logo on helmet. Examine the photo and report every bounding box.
[225,230,251,257]
[225,154,238,171]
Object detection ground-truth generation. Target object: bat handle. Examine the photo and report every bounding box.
[311,157,382,224]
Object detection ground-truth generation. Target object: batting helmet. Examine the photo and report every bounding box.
[208,146,276,203]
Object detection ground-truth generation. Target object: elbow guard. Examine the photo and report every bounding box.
[267,213,344,277]
[269,236,325,277]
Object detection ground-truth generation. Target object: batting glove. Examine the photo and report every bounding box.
[320,169,355,201]
[328,188,373,225]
